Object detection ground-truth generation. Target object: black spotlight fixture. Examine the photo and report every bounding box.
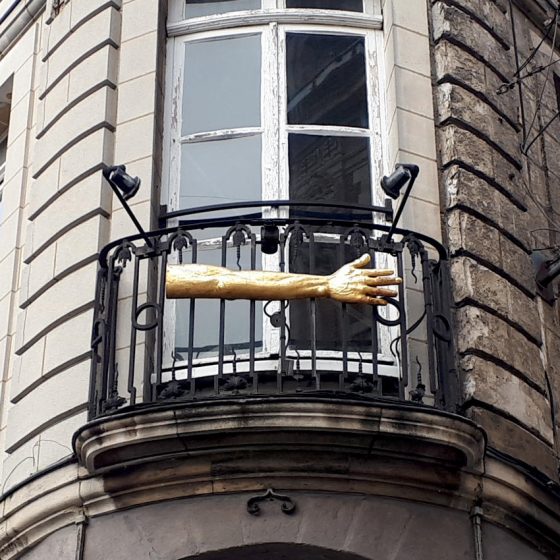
[103,164,141,200]
[381,163,419,243]
[102,164,152,247]
[261,224,280,254]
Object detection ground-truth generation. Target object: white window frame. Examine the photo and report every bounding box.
[162,0,397,380]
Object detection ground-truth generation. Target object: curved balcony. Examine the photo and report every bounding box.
[86,201,457,421]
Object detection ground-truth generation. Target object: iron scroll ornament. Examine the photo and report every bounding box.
[247,488,296,516]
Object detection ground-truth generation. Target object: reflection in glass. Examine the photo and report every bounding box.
[287,34,368,127]
[286,0,362,10]
[185,0,261,18]
[175,240,263,358]
[183,35,261,135]
[289,134,371,223]
[178,135,263,358]
[180,135,262,213]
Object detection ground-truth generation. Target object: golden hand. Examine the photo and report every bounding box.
[326,253,401,305]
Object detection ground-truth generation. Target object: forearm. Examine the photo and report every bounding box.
[166,264,329,300]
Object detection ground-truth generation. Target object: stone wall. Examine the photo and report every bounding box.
[431,0,560,480]
[0,0,165,492]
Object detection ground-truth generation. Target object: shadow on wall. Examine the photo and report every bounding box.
[180,543,370,560]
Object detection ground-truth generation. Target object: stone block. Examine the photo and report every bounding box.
[54,214,109,277]
[71,0,123,29]
[0,250,18,301]
[388,0,429,36]
[36,411,86,470]
[20,243,57,308]
[438,125,528,209]
[0,211,20,264]
[436,83,520,166]
[121,0,159,43]
[43,309,93,376]
[0,169,26,223]
[401,197,442,242]
[395,68,434,119]
[19,262,97,352]
[59,128,114,189]
[42,7,121,97]
[446,0,511,45]
[455,306,545,390]
[392,27,431,77]
[67,44,118,102]
[468,406,557,481]
[451,256,541,342]
[28,160,61,220]
[33,86,117,178]
[119,31,158,84]
[114,114,156,166]
[26,174,111,264]
[431,3,513,81]
[10,338,46,402]
[1,437,39,492]
[461,354,553,444]
[7,93,32,140]
[395,109,437,160]
[5,361,89,452]
[117,72,157,125]
[3,129,27,186]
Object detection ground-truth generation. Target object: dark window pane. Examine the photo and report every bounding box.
[287,34,368,127]
[289,242,374,352]
[183,35,261,135]
[175,243,263,358]
[286,0,362,11]
[289,134,371,222]
[185,0,261,18]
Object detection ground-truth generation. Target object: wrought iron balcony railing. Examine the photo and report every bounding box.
[88,202,457,420]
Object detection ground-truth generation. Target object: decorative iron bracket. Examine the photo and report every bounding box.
[247,488,296,516]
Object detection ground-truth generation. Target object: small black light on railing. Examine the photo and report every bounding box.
[261,224,280,254]
[102,164,153,248]
[103,164,141,200]
[381,163,419,243]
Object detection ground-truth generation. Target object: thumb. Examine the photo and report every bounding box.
[351,253,371,269]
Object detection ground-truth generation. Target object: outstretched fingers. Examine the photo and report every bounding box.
[364,286,398,297]
[363,296,388,305]
[363,275,401,287]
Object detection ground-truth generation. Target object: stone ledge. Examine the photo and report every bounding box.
[73,397,486,475]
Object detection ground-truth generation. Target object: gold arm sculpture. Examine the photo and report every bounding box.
[166,254,400,305]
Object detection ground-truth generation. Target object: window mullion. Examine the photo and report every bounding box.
[277,26,289,203]
[262,22,280,205]
[366,28,385,207]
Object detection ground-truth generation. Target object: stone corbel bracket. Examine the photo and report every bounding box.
[47,0,71,24]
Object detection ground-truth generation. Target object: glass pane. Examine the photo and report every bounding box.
[175,242,263,359]
[185,0,261,18]
[289,134,371,222]
[289,242,374,352]
[286,0,362,11]
[180,135,262,212]
[287,34,368,127]
[183,35,261,135]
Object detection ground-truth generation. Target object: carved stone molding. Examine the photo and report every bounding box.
[73,397,487,475]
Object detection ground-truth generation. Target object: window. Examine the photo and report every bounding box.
[0,79,11,225]
[164,0,388,370]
